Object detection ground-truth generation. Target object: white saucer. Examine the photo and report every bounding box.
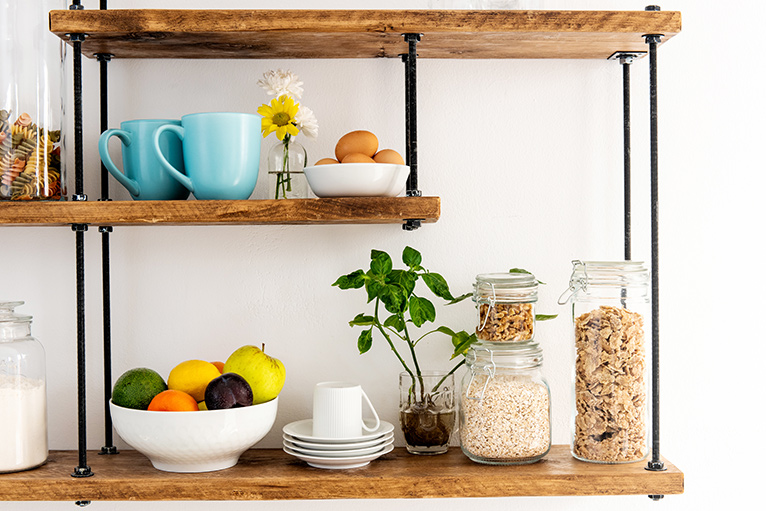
[282,419,394,444]
[283,431,394,451]
[284,436,394,458]
[283,443,394,469]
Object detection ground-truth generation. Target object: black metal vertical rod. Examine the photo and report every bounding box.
[96,50,117,454]
[622,59,632,262]
[403,34,420,197]
[645,31,666,477]
[402,34,421,231]
[70,27,92,477]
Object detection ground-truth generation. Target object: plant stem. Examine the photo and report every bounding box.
[373,299,414,381]
[401,316,425,402]
[431,359,465,394]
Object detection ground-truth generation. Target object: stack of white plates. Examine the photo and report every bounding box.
[282,418,395,469]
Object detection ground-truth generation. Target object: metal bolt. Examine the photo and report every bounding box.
[648,495,665,501]
[75,501,91,507]
[645,5,661,11]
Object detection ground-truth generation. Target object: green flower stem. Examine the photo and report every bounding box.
[432,359,465,394]
[400,316,425,402]
[373,299,414,382]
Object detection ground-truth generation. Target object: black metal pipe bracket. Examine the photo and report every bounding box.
[400,33,422,231]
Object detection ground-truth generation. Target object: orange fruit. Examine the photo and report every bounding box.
[211,361,225,373]
[167,360,221,402]
[147,390,199,411]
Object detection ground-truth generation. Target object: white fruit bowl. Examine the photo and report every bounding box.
[109,397,278,473]
[304,163,410,197]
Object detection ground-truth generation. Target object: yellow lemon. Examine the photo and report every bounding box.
[167,360,221,402]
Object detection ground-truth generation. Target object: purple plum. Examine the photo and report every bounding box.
[204,373,253,410]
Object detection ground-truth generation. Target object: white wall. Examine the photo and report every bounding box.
[3,0,763,509]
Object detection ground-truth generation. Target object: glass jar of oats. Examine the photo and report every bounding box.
[459,344,551,465]
[559,260,650,464]
[473,272,538,344]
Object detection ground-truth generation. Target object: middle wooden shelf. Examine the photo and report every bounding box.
[0,196,440,227]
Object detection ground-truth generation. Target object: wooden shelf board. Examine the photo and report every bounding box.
[49,9,681,60]
[0,197,439,226]
[0,446,683,501]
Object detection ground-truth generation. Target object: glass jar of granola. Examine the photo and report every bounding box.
[473,272,538,343]
[459,344,551,465]
[0,0,66,201]
[559,260,650,464]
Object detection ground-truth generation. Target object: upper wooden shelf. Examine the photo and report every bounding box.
[0,197,440,227]
[49,9,681,60]
[0,446,683,501]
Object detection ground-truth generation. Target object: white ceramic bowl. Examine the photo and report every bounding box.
[109,397,278,473]
[304,163,410,197]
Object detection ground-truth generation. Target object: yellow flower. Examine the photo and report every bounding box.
[257,95,300,141]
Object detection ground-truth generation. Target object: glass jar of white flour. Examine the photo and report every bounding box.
[0,301,47,472]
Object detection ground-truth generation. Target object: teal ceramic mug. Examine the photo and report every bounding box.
[98,119,190,201]
[153,112,262,200]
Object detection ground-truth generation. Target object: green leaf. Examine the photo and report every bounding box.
[409,296,436,327]
[370,250,393,276]
[386,269,417,298]
[384,314,405,332]
[436,326,457,337]
[447,292,472,305]
[365,272,385,303]
[509,267,546,285]
[402,246,422,269]
[357,328,373,354]
[349,313,375,327]
[535,314,558,321]
[421,272,455,301]
[332,269,365,289]
[450,331,477,359]
[380,285,406,314]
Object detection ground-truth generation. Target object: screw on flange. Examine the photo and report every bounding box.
[99,445,119,455]
[645,5,661,11]
[71,465,94,478]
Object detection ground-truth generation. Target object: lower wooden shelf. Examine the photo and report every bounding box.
[0,196,440,226]
[0,446,683,501]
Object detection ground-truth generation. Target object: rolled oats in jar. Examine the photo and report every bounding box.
[459,344,551,465]
[559,260,650,464]
[473,272,538,343]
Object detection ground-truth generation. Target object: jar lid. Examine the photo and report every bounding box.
[473,272,538,303]
[0,301,32,323]
[466,343,543,370]
[558,260,648,304]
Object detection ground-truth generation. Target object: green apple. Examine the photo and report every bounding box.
[223,344,286,404]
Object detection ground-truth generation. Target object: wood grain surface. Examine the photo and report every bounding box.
[0,197,440,226]
[49,9,681,59]
[0,446,683,501]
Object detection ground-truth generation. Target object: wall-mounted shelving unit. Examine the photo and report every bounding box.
[0,7,684,503]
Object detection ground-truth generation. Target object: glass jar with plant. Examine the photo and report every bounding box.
[333,247,476,455]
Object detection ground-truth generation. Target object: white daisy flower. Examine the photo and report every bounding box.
[295,105,319,139]
[257,69,304,100]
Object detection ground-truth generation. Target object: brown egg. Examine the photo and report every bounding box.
[373,149,405,165]
[315,158,339,165]
[335,131,378,162]
[341,153,375,164]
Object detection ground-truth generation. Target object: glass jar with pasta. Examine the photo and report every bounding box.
[473,272,538,344]
[0,0,65,201]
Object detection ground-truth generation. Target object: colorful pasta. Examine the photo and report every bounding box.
[0,109,62,200]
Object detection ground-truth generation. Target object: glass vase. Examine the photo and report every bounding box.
[267,136,308,199]
[399,371,455,455]
[0,0,66,201]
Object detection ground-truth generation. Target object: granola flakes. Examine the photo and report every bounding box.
[477,302,534,342]
[573,305,647,463]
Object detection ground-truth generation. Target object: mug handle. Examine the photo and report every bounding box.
[360,389,381,433]
[98,129,141,197]
[153,124,194,193]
